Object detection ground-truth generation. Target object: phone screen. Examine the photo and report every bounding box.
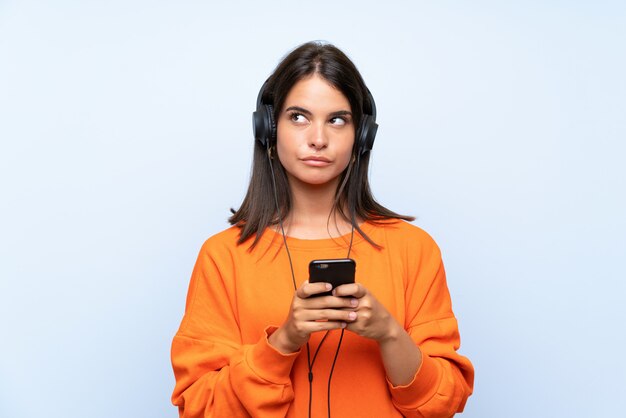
[308,258,356,297]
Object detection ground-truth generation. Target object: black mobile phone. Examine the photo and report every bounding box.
[308,258,356,297]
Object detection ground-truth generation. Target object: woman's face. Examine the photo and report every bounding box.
[276,74,355,191]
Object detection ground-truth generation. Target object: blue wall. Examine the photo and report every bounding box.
[1,1,624,417]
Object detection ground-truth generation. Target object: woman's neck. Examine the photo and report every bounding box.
[282,178,353,239]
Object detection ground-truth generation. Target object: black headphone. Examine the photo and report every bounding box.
[252,80,379,156]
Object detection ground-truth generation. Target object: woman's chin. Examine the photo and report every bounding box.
[288,174,341,189]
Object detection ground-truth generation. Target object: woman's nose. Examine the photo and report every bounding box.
[308,123,328,150]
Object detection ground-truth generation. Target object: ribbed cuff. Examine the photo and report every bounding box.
[246,326,300,384]
[387,351,441,409]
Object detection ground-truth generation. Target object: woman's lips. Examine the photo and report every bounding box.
[301,156,331,167]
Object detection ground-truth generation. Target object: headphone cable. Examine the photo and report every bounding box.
[268,151,297,291]
[325,224,354,418]
[267,146,355,418]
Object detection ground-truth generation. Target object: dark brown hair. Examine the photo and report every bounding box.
[229,41,413,247]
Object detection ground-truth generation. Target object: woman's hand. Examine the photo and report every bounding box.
[332,283,396,342]
[334,282,423,385]
[268,281,358,354]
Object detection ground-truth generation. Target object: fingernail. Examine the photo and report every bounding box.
[341,322,347,328]
[350,298,358,307]
[325,283,332,290]
[348,312,357,320]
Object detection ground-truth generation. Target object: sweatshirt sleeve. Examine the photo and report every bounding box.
[387,234,474,418]
[171,241,299,418]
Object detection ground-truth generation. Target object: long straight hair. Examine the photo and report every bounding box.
[229,41,413,248]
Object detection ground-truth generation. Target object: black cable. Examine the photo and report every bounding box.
[267,149,317,417]
[346,224,355,259]
[306,330,330,418]
[327,328,346,418]
[267,146,355,418]
[324,226,354,418]
[267,152,297,292]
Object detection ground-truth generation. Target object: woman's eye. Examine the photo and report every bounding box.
[290,113,307,123]
[330,117,347,126]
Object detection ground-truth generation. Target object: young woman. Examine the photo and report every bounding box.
[171,41,474,418]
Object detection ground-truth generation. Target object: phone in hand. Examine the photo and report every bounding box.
[308,258,356,297]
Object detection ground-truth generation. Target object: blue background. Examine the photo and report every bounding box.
[1,1,625,417]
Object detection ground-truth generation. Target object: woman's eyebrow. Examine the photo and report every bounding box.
[285,106,352,118]
[285,106,312,115]
[329,110,352,118]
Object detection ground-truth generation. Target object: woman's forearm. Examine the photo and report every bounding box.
[378,319,423,386]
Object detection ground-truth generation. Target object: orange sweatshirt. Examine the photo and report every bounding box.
[171,220,474,418]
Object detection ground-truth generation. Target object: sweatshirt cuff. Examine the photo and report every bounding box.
[247,326,300,384]
[387,350,441,409]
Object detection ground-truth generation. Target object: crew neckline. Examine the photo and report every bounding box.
[260,221,376,251]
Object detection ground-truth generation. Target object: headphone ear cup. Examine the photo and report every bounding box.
[252,109,266,148]
[253,104,276,148]
[357,115,378,155]
[266,104,276,143]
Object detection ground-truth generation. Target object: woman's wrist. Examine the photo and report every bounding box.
[268,326,301,354]
[376,315,402,345]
